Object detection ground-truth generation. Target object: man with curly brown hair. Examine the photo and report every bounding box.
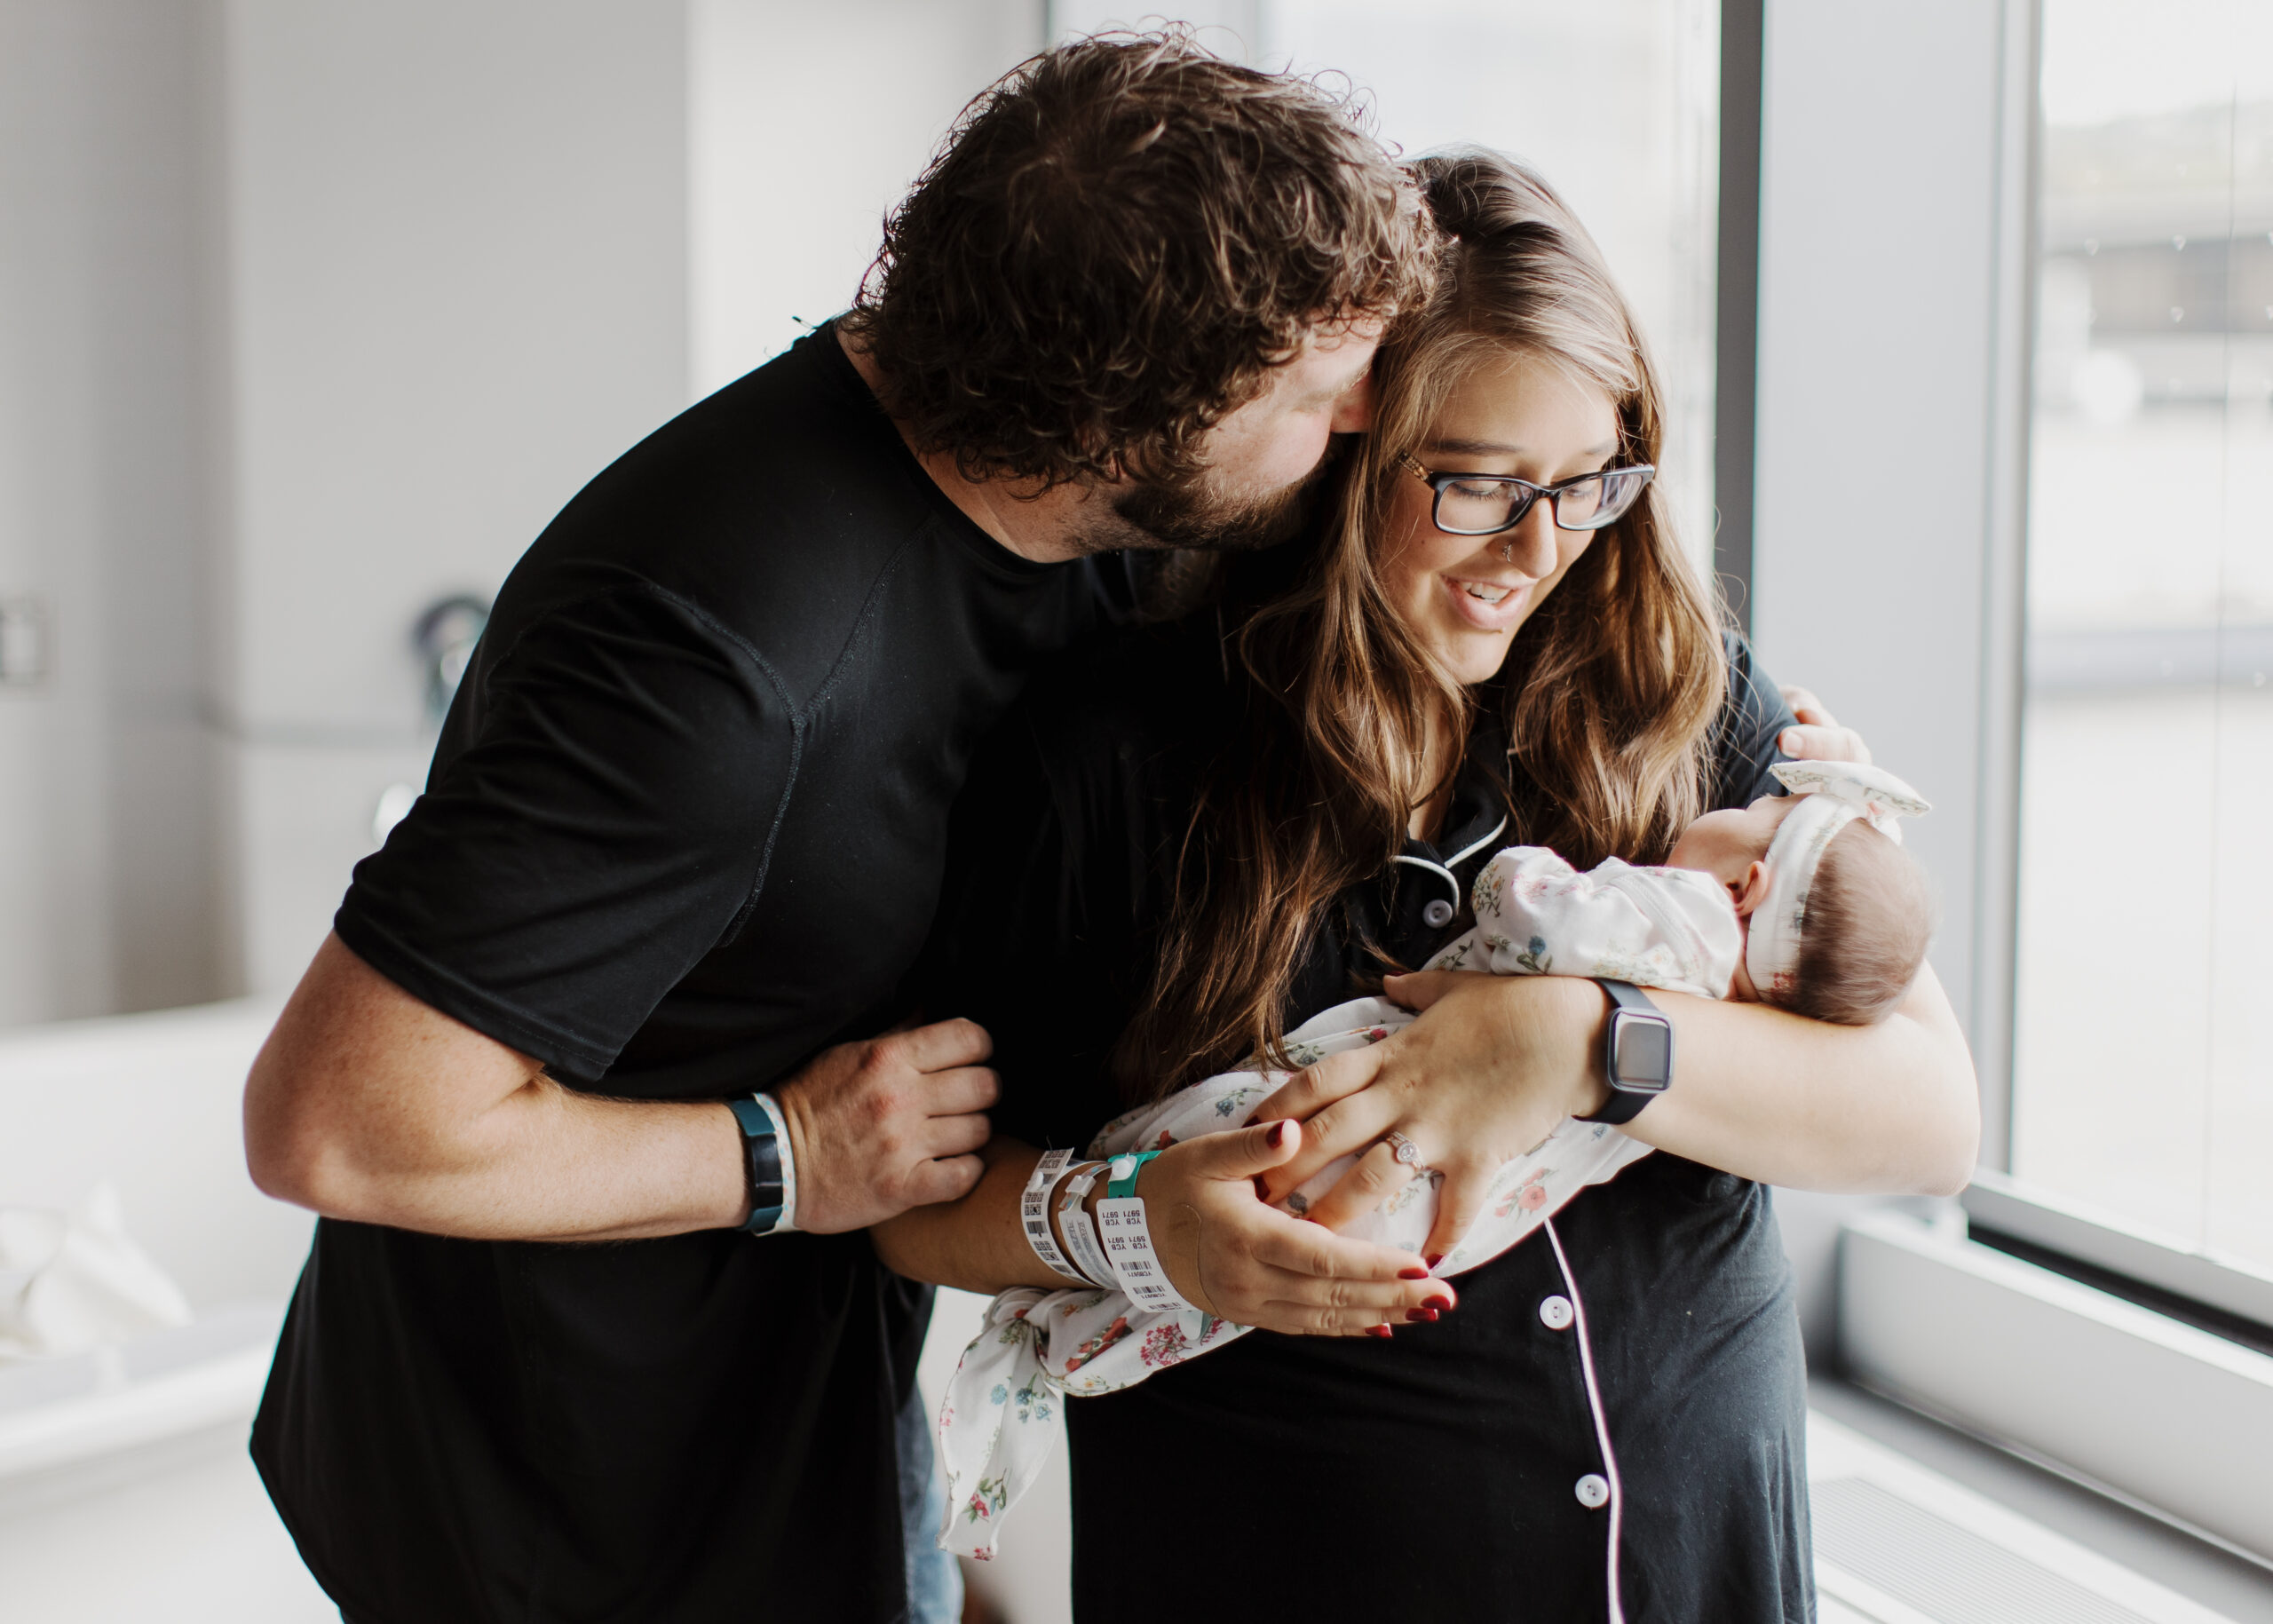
[240,32,1432,1624]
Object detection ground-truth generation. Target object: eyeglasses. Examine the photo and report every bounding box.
[1398,453,1655,537]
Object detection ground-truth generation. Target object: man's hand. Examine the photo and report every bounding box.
[772,1019,998,1233]
[1778,685,1871,763]
[1129,1119,1452,1335]
[1248,973,1609,1266]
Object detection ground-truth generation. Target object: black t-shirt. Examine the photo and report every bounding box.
[923,616,1813,1622]
[251,325,1099,1624]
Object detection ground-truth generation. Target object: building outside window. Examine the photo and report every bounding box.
[2013,0,2273,1271]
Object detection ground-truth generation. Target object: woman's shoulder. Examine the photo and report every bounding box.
[1705,629,1800,812]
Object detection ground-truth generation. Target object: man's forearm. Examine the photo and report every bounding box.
[246,935,750,1241]
[320,1078,751,1242]
[1627,963,1980,1195]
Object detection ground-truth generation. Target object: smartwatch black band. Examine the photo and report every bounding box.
[1582,978,1673,1125]
[726,1097,786,1234]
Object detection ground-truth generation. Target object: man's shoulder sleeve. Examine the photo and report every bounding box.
[335,583,797,1081]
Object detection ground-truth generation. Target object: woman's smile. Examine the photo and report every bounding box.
[1443,572,1534,629]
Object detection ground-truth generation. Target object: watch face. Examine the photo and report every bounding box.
[1612,1014,1672,1090]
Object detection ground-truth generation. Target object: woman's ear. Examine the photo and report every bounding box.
[1732,860,1773,918]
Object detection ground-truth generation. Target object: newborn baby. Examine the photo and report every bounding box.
[1447,757,1936,1026]
[938,761,1934,1559]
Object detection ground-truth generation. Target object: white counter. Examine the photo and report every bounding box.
[0,999,330,1622]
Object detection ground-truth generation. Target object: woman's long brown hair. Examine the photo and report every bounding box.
[1113,150,1729,1103]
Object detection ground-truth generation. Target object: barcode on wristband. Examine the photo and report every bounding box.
[1057,1166,1111,1288]
[1020,1149,1084,1285]
[1095,1196,1194,1312]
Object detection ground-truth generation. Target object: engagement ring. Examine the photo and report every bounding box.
[1384,1130,1426,1170]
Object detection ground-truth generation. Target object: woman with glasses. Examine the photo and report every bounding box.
[883,150,1977,1621]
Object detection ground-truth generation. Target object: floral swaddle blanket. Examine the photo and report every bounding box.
[1440,844,1741,997]
[935,845,1739,1558]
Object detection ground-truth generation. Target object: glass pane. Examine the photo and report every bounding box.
[1555,479,1607,526]
[2013,0,2273,1264]
[1438,480,1526,533]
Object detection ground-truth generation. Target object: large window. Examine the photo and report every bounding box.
[2013,0,2273,1269]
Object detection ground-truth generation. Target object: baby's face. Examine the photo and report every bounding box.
[1666,793,1803,903]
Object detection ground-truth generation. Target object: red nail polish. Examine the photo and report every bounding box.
[1405,1307,1439,1323]
[1398,1267,1429,1280]
[1425,1254,1445,1270]
[1426,1295,1453,1312]
[1367,1324,1393,1339]
[1265,1121,1286,1148]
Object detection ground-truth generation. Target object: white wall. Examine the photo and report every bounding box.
[0,0,220,1025]
[691,0,1043,394]
[1751,0,2023,1360]
[215,0,693,992]
[0,0,1057,1013]
[215,0,1049,994]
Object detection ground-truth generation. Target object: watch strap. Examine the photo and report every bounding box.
[727,1096,788,1234]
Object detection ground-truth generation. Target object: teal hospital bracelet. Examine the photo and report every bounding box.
[1105,1150,1162,1200]
[1096,1149,1195,1313]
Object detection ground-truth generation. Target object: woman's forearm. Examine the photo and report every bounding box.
[1266,967,1980,1224]
[876,1125,1454,1334]
[1627,963,1979,1194]
[870,1139,1069,1294]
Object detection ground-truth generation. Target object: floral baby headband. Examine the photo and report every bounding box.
[1745,760,1932,1000]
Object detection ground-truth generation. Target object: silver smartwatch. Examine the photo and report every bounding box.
[1581,978,1672,1125]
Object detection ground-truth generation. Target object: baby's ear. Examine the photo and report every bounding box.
[1732,860,1773,918]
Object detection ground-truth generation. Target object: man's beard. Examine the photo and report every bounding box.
[1064,450,1335,558]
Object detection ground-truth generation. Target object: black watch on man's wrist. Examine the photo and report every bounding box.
[726,1097,787,1235]
[1580,979,1672,1125]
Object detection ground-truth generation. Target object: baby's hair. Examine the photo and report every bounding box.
[1780,822,1936,1026]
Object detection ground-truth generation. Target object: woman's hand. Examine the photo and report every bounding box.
[1778,685,1871,763]
[1129,1119,1453,1335]
[1248,974,1609,1265]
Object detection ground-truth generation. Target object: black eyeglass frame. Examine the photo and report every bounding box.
[1397,452,1656,536]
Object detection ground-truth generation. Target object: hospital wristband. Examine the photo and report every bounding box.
[1097,1152,1197,1313]
[754,1092,797,1231]
[1055,1161,1114,1289]
[1021,1149,1089,1285]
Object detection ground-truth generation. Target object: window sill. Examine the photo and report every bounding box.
[1839,1206,2273,1565]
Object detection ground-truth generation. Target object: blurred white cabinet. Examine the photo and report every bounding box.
[0,999,327,1620]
